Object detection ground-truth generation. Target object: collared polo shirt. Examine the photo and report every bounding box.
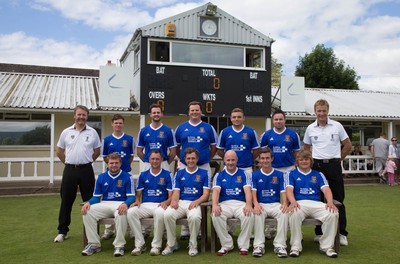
[57,124,101,164]
[303,118,348,159]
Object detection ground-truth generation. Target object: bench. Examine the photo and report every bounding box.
[210,201,342,254]
[83,202,210,253]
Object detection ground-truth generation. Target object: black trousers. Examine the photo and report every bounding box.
[313,160,348,236]
[57,164,95,235]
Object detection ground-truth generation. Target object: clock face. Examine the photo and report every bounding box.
[201,19,217,36]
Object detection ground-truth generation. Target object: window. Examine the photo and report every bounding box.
[148,39,265,70]
[201,116,230,134]
[172,43,243,67]
[0,121,51,145]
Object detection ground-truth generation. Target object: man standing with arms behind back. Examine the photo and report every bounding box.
[54,105,101,242]
[217,108,260,173]
[175,101,217,239]
[137,103,177,171]
[260,109,301,173]
[303,99,352,246]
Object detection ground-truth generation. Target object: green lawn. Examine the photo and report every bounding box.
[1,184,399,264]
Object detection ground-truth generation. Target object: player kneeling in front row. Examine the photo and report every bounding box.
[81,153,135,257]
[286,150,339,258]
[162,148,210,256]
[127,150,173,256]
[252,148,289,258]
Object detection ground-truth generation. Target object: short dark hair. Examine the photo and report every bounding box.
[149,103,163,113]
[184,147,199,158]
[272,109,286,119]
[111,114,124,122]
[187,101,202,112]
[74,105,89,115]
[259,147,274,158]
[231,108,244,115]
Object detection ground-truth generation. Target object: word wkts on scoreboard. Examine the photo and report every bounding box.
[141,65,271,117]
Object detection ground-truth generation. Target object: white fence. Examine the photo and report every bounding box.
[0,155,376,183]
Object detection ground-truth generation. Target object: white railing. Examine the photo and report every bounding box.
[341,155,376,174]
[0,157,141,183]
[1,155,376,183]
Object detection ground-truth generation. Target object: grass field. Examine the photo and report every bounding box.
[0,184,399,264]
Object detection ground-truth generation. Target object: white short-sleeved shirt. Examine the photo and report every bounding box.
[57,125,102,164]
[303,118,348,159]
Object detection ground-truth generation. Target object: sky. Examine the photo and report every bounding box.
[1,0,400,92]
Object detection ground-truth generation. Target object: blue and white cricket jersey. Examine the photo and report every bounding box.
[173,167,210,201]
[212,168,251,203]
[175,121,218,166]
[136,168,173,203]
[217,125,260,168]
[252,168,285,204]
[260,128,300,168]
[286,168,329,201]
[92,170,135,201]
[102,133,135,172]
[137,124,177,162]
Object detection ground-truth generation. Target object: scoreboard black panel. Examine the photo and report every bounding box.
[140,65,271,117]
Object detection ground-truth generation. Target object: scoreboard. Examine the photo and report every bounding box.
[140,65,271,117]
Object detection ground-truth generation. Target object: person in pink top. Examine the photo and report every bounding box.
[383,156,397,186]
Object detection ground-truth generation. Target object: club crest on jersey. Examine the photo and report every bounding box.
[272,176,278,184]
[311,176,317,183]
[122,140,128,147]
[159,178,165,185]
[71,135,75,139]
[117,180,123,187]
[199,127,205,133]
[236,176,242,183]
[85,136,90,142]
[242,133,248,140]
[195,175,202,182]
[285,135,290,142]
[158,131,165,138]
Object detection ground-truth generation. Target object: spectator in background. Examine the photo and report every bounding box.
[388,137,399,184]
[370,132,390,178]
[382,156,397,186]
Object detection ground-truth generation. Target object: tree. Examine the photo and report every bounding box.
[17,125,50,145]
[295,44,360,90]
[271,55,283,87]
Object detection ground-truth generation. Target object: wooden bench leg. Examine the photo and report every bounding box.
[200,205,207,253]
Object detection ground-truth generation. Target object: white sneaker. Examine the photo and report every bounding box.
[274,247,288,258]
[340,234,348,246]
[150,247,161,256]
[252,246,265,257]
[162,243,180,256]
[82,244,101,256]
[320,248,338,258]
[313,235,322,242]
[289,249,300,257]
[114,247,124,257]
[131,245,147,256]
[54,234,68,243]
[188,243,198,256]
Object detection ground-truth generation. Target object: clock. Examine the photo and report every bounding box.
[200,17,218,37]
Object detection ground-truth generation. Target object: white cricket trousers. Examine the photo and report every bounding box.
[127,202,166,249]
[211,200,254,250]
[164,200,202,248]
[82,201,128,248]
[253,202,289,249]
[289,200,338,251]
